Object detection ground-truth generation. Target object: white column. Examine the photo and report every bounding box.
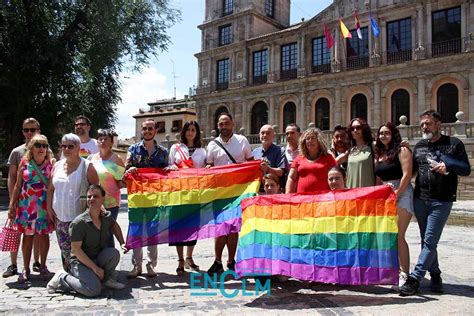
[268,96,275,125]
[416,5,424,46]
[373,81,381,127]
[298,92,306,128]
[334,86,342,126]
[461,3,467,51]
[417,77,426,117]
[426,3,432,57]
[469,71,474,121]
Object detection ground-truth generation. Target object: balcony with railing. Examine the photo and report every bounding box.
[216,81,229,91]
[311,63,331,74]
[344,55,370,70]
[429,37,462,58]
[252,75,268,85]
[280,68,298,80]
[384,49,413,65]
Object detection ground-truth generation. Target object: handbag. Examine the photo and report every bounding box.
[0,219,21,252]
[175,145,194,169]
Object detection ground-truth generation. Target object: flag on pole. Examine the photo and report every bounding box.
[339,19,352,39]
[370,15,380,38]
[323,24,335,49]
[354,14,363,40]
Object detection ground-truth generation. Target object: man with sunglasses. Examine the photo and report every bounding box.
[74,115,99,158]
[4,118,44,278]
[329,125,350,171]
[124,118,168,278]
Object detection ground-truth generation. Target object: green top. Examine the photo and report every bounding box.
[346,145,375,188]
[69,210,115,261]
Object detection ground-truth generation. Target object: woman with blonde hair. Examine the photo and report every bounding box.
[286,128,337,193]
[8,134,54,283]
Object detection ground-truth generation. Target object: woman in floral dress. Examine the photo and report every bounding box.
[8,135,54,283]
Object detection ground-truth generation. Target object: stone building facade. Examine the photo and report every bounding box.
[133,97,196,143]
[194,0,474,136]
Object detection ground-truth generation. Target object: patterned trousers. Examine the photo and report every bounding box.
[55,220,72,268]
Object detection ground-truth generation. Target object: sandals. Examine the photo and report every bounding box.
[185,257,199,271]
[17,271,31,284]
[176,260,185,276]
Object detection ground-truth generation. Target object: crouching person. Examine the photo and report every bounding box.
[47,184,127,297]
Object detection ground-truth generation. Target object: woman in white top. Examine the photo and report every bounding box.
[168,121,206,275]
[47,133,99,269]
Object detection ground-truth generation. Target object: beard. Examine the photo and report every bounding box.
[422,132,433,140]
[75,128,85,136]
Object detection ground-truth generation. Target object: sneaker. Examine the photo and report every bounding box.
[430,273,444,293]
[103,278,125,290]
[127,265,142,279]
[207,260,224,275]
[399,275,420,296]
[145,263,157,277]
[46,270,66,294]
[32,262,41,272]
[399,271,408,287]
[226,260,236,272]
[2,264,17,278]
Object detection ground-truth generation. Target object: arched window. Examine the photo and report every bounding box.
[391,89,410,125]
[283,102,296,129]
[315,98,330,130]
[351,94,368,120]
[214,106,229,135]
[251,101,268,134]
[437,83,458,123]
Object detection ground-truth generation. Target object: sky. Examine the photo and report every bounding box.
[116,0,333,138]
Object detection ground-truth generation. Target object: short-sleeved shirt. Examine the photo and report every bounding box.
[69,210,115,261]
[126,140,169,169]
[253,143,287,171]
[169,143,207,168]
[7,144,27,168]
[79,138,99,158]
[285,146,299,166]
[206,134,253,166]
[346,145,375,188]
[291,154,337,193]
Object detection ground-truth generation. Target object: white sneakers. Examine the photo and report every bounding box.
[399,271,408,287]
[103,278,125,290]
[46,270,67,294]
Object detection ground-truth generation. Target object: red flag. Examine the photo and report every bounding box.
[354,14,363,40]
[323,24,335,49]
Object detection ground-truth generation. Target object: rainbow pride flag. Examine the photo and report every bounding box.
[236,185,398,285]
[125,161,262,249]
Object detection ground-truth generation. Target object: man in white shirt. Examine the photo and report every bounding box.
[284,123,301,165]
[206,113,253,274]
[74,115,99,158]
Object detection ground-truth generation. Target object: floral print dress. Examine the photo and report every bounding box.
[15,159,54,235]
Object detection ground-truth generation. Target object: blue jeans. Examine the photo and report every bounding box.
[106,206,120,248]
[411,198,452,280]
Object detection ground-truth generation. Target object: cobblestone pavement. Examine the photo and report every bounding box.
[0,196,473,315]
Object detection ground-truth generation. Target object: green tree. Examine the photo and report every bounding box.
[0,0,180,155]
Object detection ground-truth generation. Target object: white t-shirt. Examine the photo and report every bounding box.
[79,138,99,158]
[169,143,207,168]
[206,134,253,166]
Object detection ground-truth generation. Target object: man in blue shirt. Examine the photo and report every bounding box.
[124,118,168,279]
[252,125,288,191]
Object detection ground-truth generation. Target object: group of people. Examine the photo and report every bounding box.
[4,109,470,298]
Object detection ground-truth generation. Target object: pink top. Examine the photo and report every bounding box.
[291,154,337,193]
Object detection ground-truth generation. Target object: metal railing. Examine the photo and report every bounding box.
[384,49,413,64]
[429,38,462,58]
[344,55,370,70]
[280,69,298,80]
[252,75,268,85]
[311,63,331,74]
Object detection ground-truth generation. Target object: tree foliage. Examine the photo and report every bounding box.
[0,0,180,155]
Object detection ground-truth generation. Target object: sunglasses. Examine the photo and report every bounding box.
[33,143,49,149]
[75,122,88,127]
[142,127,155,132]
[22,128,37,133]
[61,144,76,150]
[350,126,362,131]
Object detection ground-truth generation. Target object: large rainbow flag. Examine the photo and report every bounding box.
[236,185,398,285]
[125,161,262,249]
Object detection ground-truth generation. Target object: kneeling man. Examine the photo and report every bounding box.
[47,184,127,297]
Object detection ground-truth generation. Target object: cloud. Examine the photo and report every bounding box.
[115,67,176,139]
